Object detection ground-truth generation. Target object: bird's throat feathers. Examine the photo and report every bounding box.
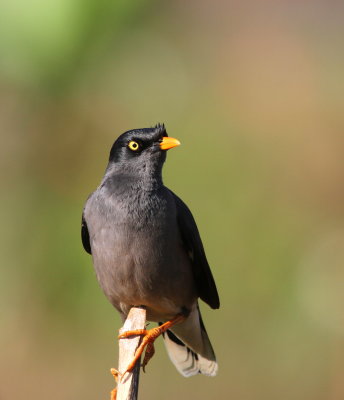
[103,159,164,195]
[97,165,167,226]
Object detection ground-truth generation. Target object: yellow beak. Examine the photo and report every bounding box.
[160,137,181,150]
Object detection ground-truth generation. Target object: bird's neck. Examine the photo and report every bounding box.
[103,162,163,194]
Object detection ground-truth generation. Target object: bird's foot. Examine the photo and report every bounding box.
[118,314,185,377]
[110,368,120,400]
[142,341,155,372]
[110,388,117,400]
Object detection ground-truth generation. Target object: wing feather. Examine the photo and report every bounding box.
[81,212,92,255]
[170,191,220,309]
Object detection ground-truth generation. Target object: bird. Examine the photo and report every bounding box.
[81,124,220,378]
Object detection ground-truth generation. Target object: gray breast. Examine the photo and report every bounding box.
[84,186,197,321]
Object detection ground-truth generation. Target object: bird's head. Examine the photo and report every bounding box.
[106,124,180,179]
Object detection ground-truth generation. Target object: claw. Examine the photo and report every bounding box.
[111,368,120,382]
[118,314,185,375]
[118,329,147,340]
[110,368,121,400]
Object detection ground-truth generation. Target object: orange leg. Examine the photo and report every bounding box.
[118,314,185,377]
[110,368,120,400]
[142,341,155,372]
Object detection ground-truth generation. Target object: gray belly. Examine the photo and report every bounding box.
[91,222,197,321]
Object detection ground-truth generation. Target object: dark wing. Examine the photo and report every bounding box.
[170,190,220,309]
[81,212,92,254]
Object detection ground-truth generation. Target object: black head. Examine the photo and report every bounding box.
[109,124,169,165]
[106,124,180,181]
[102,124,180,194]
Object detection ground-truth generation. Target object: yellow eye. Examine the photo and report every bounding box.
[128,140,140,151]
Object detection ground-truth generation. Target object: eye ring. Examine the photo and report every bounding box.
[128,140,140,151]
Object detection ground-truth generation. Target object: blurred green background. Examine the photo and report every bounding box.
[1,1,344,399]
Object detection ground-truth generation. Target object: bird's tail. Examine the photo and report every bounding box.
[161,306,218,377]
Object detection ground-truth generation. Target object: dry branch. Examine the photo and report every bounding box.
[115,306,147,400]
